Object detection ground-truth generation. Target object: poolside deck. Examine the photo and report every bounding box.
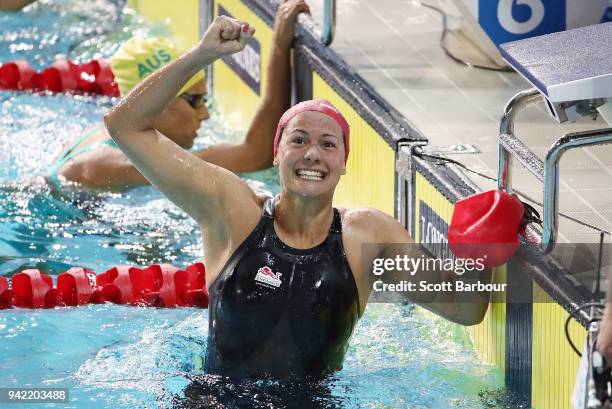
[310,0,612,244]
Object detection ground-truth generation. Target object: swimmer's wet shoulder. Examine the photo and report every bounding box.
[62,149,148,191]
[338,207,408,315]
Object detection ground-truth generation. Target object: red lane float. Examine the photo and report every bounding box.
[177,263,208,308]
[94,265,142,305]
[76,60,100,94]
[56,267,97,306]
[73,59,118,96]
[145,263,209,308]
[0,60,36,90]
[0,276,14,309]
[0,263,208,310]
[11,269,55,308]
[33,60,80,93]
[0,59,119,96]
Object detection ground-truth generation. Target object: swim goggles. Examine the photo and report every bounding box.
[179,92,208,109]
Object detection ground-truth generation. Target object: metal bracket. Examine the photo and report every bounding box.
[499,89,612,254]
[396,140,428,234]
[418,144,481,155]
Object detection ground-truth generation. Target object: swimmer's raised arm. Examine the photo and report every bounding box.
[194,0,310,171]
[104,17,260,226]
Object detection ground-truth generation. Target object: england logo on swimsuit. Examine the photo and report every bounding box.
[254,266,282,288]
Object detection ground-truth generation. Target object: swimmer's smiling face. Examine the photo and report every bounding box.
[276,111,346,197]
[153,80,209,149]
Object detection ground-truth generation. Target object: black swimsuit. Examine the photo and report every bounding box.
[205,198,360,379]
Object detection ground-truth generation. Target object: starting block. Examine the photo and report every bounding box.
[496,22,612,253]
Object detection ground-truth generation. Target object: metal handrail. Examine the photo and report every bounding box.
[541,129,612,252]
[498,89,541,191]
[296,0,336,46]
[322,0,336,46]
[498,89,612,253]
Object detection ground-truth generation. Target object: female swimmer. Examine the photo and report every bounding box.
[104,15,493,378]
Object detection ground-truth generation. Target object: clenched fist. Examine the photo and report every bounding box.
[196,16,256,61]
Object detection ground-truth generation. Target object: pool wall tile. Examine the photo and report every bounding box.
[212,0,274,132]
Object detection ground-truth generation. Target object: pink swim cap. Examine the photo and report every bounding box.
[273,99,350,162]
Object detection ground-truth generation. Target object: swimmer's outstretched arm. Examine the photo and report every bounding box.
[359,210,492,326]
[194,0,309,172]
[104,17,261,232]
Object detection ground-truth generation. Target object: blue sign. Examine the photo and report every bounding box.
[218,5,261,95]
[479,0,566,45]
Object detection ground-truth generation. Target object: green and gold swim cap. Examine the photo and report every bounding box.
[110,36,204,96]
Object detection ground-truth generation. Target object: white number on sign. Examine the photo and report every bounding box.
[497,0,545,34]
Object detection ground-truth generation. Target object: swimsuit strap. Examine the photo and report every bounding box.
[101,139,118,148]
[330,208,343,235]
[57,126,102,161]
[48,127,118,187]
[58,138,118,165]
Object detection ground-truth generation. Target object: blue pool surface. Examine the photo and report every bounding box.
[0,1,508,408]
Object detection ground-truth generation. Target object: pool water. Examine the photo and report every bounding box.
[0,1,508,408]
